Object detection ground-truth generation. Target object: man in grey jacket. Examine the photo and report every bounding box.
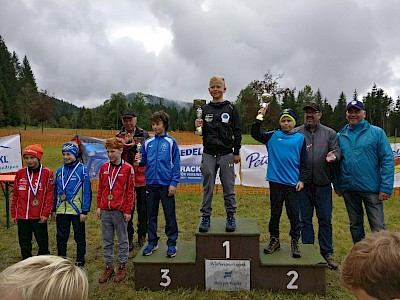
[296,103,341,270]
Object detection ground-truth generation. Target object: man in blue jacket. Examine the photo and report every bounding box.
[334,100,394,244]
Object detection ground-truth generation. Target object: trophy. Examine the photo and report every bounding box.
[194,99,207,136]
[256,93,272,121]
[133,137,144,166]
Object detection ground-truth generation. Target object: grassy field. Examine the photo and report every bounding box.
[1,128,399,299]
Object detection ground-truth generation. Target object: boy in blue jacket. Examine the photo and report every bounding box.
[252,107,307,258]
[53,142,92,266]
[138,111,180,258]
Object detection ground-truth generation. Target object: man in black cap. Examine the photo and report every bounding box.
[116,109,150,251]
[296,103,341,270]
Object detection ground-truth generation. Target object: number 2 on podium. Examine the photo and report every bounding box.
[222,240,230,258]
[286,270,299,290]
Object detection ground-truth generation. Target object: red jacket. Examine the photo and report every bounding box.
[11,166,54,220]
[97,161,135,215]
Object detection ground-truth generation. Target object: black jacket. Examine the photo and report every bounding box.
[201,100,242,155]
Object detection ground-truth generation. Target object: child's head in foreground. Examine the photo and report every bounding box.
[340,230,400,300]
[0,255,88,300]
[104,137,124,164]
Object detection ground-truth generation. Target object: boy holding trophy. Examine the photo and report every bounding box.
[195,76,242,233]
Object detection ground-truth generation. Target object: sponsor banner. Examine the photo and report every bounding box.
[205,259,250,291]
[75,136,108,179]
[0,134,22,174]
[179,145,203,184]
[391,143,400,188]
[180,144,241,185]
[240,145,269,188]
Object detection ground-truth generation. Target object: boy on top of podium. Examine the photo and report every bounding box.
[251,107,307,258]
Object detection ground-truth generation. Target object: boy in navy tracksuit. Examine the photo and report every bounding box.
[251,108,307,258]
[53,142,92,267]
[138,111,180,258]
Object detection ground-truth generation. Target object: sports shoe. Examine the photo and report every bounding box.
[114,265,127,282]
[323,255,338,270]
[166,246,177,258]
[142,244,158,256]
[199,216,211,232]
[264,237,280,254]
[225,216,236,232]
[98,265,114,283]
[291,239,301,258]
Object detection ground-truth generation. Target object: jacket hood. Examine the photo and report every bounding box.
[209,100,231,107]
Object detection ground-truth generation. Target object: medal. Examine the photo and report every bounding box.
[26,165,43,204]
[61,194,66,201]
[107,162,123,201]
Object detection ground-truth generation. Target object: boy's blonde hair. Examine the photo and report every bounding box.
[209,76,225,87]
[340,230,400,300]
[0,255,88,300]
[104,137,124,149]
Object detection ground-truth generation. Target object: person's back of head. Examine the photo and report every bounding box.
[341,230,400,300]
[0,255,88,300]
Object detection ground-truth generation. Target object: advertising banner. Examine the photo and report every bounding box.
[0,134,22,174]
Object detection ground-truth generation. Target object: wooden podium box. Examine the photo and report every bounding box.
[133,217,327,294]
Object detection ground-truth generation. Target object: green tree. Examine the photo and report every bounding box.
[31,90,54,133]
[364,84,392,132]
[332,92,347,132]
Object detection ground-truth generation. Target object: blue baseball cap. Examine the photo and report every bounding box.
[346,100,365,111]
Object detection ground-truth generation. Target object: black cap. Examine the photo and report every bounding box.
[122,109,136,118]
[303,103,321,112]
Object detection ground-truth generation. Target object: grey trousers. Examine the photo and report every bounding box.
[200,152,237,217]
[101,210,129,266]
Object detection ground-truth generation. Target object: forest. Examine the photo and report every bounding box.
[1,35,400,135]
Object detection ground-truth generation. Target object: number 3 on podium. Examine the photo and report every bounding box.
[160,268,171,287]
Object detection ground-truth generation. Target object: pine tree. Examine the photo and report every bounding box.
[332,92,347,132]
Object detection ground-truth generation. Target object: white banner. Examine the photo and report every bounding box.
[391,143,400,188]
[179,144,241,185]
[240,145,269,188]
[0,134,22,174]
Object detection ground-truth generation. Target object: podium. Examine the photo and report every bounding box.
[133,218,327,294]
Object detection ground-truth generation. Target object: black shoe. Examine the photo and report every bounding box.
[264,237,280,254]
[291,239,301,258]
[199,216,210,232]
[225,216,236,232]
[323,255,338,270]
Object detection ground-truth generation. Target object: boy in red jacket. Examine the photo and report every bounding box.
[97,137,135,283]
[11,144,54,260]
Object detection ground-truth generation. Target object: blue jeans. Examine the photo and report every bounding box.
[146,185,178,246]
[299,184,333,257]
[343,191,385,244]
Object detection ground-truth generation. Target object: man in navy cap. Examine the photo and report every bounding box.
[334,100,394,244]
[116,109,150,250]
[296,103,341,270]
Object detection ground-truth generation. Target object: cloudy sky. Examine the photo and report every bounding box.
[1,0,400,108]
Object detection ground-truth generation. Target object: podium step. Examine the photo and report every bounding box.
[196,218,260,262]
[133,241,201,290]
[251,243,327,294]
